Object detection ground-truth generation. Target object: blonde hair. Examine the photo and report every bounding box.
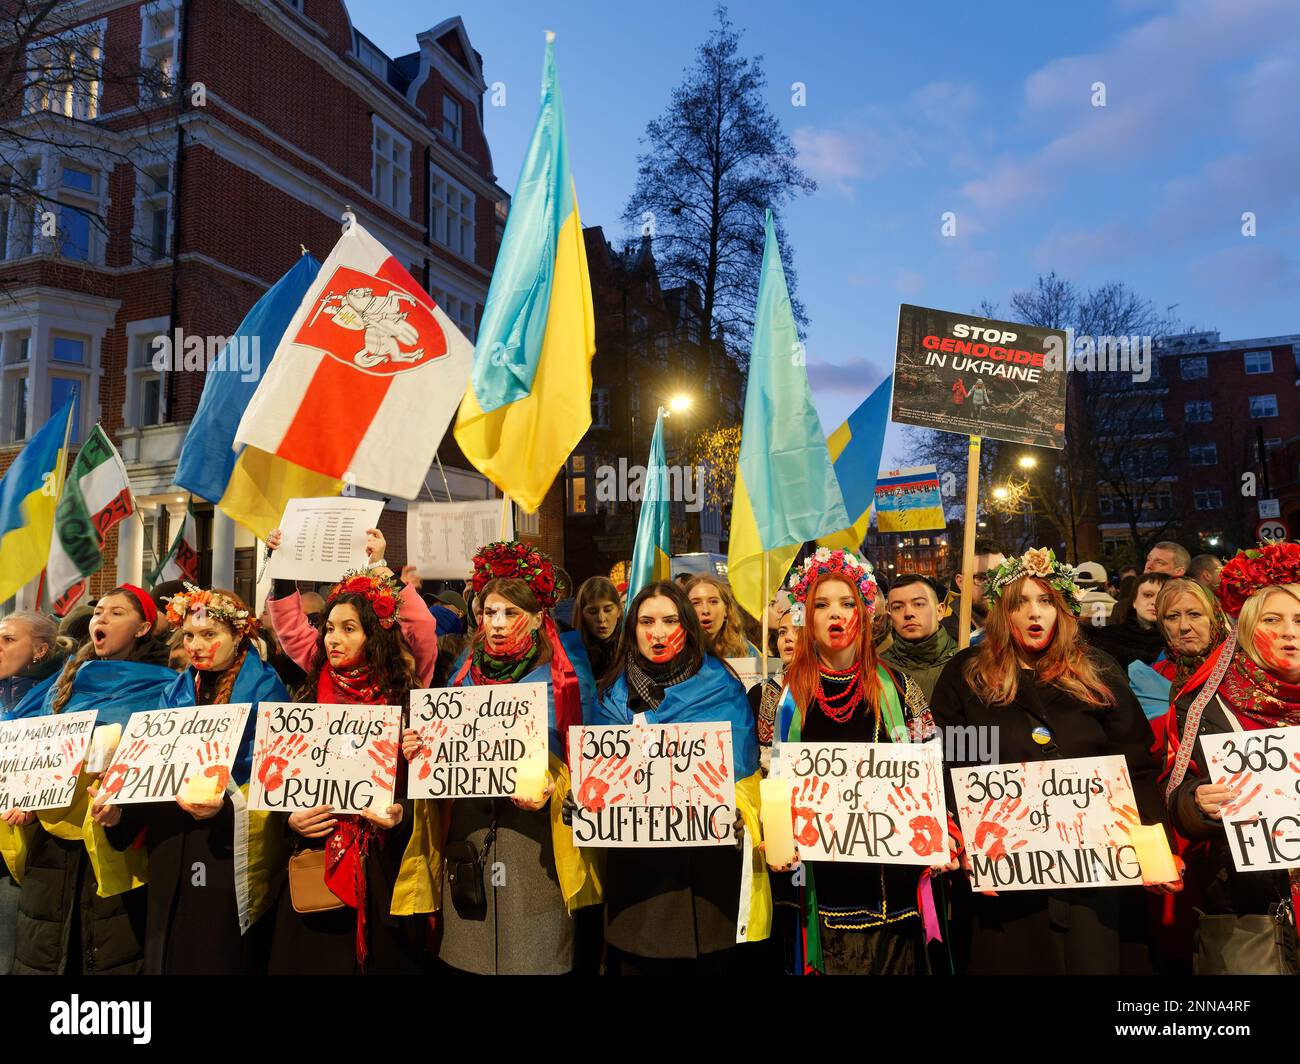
[1237,583,1300,671]
[684,575,749,658]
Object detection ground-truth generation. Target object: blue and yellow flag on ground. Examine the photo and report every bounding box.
[453,34,596,514]
[175,253,343,539]
[818,374,894,551]
[727,212,849,619]
[627,409,672,601]
[0,397,73,603]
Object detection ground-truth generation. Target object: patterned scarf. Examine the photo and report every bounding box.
[625,652,695,712]
[1218,648,1300,729]
[470,631,540,686]
[323,662,384,704]
[1165,611,1230,692]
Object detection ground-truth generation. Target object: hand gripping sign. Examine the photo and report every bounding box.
[1199,729,1300,873]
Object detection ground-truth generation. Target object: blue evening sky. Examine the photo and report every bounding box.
[353,0,1300,462]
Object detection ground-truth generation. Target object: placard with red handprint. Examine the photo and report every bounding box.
[950,754,1143,891]
[248,702,401,814]
[772,741,947,865]
[100,704,252,805]
[1198,728,1300,874]
[567,722,736,848]
[0,710,98,811]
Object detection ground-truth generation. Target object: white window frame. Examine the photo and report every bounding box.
[139,0,181,103]
[1249,394,1278,419]
[1180,356,1207,381]
[568,454,589,515]
[124,316,170,428]
[514,503,540,536]
[25,19,105,120]
[1243,350,1273,375]
[1,330,34,444]
[133,160,173,263]
[0,157,44,261]
[442,94,463,147]
[55,158,104,264]
[371,115,411,216]
[430,163,475,262]
[429,283,476,341]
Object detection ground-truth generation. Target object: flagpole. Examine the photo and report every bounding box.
[761,557,770,680]
[958,435,982,649]
[40,389,78,610]
[500,492,511,539]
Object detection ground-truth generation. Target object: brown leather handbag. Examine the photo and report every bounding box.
[288,847,345,914]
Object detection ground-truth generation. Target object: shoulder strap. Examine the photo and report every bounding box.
[1165,629,1236,800]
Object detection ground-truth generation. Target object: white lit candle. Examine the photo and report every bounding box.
[1130,824,1178,884]
[513,759,549,804]
[180,772,223,804]
[759,776,796,868]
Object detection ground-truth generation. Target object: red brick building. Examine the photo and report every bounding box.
[1,1,564,610]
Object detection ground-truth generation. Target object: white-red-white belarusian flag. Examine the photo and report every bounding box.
[233,220,473,499]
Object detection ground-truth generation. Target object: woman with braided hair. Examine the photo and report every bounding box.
[92,586,288,974]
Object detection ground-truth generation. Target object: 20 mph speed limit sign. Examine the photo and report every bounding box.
[1256,519,1288,543]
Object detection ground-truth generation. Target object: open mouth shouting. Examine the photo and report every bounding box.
[649,625,686,663]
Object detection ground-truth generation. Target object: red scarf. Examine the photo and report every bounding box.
[1217,649,1300,730]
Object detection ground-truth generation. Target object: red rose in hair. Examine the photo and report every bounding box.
[533,568,556,596]
[491,557,514,577]
[515,543,528,556]
[372,593,396,619]
[343,576,372,594]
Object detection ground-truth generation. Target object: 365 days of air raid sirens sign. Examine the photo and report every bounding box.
[891,304,1068,449]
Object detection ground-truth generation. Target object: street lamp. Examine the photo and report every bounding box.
[668,393,692,414]
[992,486,1010,500]
[1017,454,1038,470]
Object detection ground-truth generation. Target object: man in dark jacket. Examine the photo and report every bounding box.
[879,575,957,701]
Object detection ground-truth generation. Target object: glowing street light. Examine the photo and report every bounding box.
[669,393,692,413]
[1017,454,1038,470]
[992,486,1010,500]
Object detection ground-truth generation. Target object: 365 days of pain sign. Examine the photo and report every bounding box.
[406,683,548,799]
[249,703,401,814]
[0,710,97,811]
[950,754,1143,891]
[567,722,736,847]
[774,741,948,864]
[101,704,252,805]
[1198,728,1300,873]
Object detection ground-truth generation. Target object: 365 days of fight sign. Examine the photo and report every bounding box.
[405,683,548,799]
[950,755,1143,890]
[101,704,252,804]
[0,710,97,811]
[773,742,948,864]
[567,722,735,847]
[1198,729,1300,873]
[891,304,1068,449]
[249,703,401,814]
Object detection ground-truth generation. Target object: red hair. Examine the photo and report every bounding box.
[783,571,882,727]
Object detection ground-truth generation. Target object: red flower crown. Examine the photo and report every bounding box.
[472,540,559,609]
[328,569,402,629]
[788,547,879,615]
[1217,540,1300,618]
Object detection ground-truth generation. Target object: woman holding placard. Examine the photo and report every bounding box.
[1163,543,1300,974]
[575,575,624,683]
[929,548,1173,976]
[1,586,174,975]
[686,575,758,659]
[261,528,437,974]
[768,549,941,975]
[92,586,287,974]
[403,541,598,975]
[586,580,769,974]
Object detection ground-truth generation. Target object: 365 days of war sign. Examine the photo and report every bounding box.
[774,742,948,864]
[1198,729,1300,873]
[101,704,252,804]
[891,304,1068,449]
[950,755,1143,890]
[567,722,735,847]
[405,683,548,799]
[249,703,401,814]
[0,710,97,811]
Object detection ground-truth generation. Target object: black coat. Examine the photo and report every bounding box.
[1084,613,1166,669]
[929,646,1163,975]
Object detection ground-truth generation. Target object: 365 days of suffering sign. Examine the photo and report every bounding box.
[249,703,401,815]
[0,710,97,811]
[101,704,252,805]
[773,741,948,864]
[1198,728,1300,873]
[405,683,548,799]
[567,722,736,847]
[950,754,1143,891]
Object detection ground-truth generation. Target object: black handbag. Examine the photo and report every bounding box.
[1194,900,1299,975]
[446,814,496,916]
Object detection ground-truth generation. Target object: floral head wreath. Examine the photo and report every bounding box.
[985,548,1083,615]
[329,569,402,629]
[787,547,879,615]
[165,584,257,636]
[472,541,559,610]
[1217,540,1300,618]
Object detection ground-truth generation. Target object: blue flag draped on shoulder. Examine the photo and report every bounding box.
[626,408,673,601]
[726,211,849,619]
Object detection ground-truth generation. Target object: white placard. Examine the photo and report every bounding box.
[268,496,384,581]
[568,722,736,847]
[1198,728,1300,873]
[773,741,948,865]
[101,704,252,805]
[725,657,783,692]
[249,702,401,814]
[406,683,548,798]
[407,500,512,579]
[0,710,98,811]
[950,754,1143,891]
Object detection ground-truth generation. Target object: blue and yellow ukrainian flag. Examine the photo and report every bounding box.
[0,397,73,603]
[627,408,672,601]
[453,33,596,514]
[175,253,343,539]
[727,211,849,620]
[818,374,894,551]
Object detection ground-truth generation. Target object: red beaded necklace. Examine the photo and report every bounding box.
[815,663,864,723]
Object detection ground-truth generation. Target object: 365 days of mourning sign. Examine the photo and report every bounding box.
[950,755,1143,891]
[101,704,252,805]
[249,703,401,814]
[773,742,948,864]
[406,683,548,799]
[1198,729,1300,873]
[567,722,736,847]
[0,710,97,811]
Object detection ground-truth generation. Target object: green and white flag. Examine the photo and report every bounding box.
[148,497,199,587]
[46,425,136,615]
